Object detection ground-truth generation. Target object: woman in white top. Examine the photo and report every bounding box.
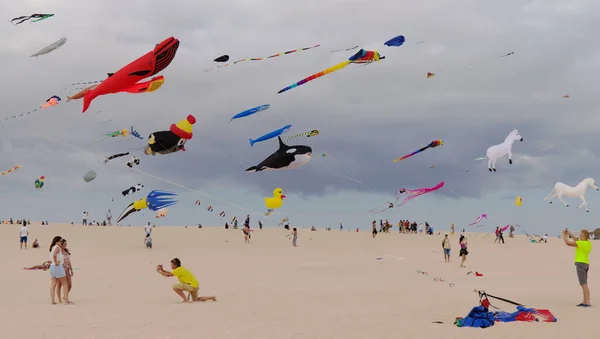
[48,236,72,305]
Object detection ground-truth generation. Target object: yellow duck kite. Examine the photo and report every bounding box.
[265,188,286,216]
[515,196,522,206]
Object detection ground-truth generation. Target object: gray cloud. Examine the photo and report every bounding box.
[2,0,600,226]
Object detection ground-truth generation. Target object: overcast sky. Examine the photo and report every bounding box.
[1,0,600,234]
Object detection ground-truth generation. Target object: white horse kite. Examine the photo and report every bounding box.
[544,178,599,212]
[474,129,523,171]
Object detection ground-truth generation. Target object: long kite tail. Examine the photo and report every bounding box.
[393,145,430,162]
[277,60,351,94]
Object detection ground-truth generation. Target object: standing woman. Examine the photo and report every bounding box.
[562,229,592,307]
[48,236,72,304]
[459,237,468,268]
[57,239,73,294]
[291,228,298,247]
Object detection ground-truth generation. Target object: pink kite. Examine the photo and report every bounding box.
[500,225,510,232]
[468,214,487,226]
[370,181,445,213]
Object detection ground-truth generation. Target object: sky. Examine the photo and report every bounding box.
[1,0,600,234]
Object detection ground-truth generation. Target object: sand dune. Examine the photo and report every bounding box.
[0,223,596,339]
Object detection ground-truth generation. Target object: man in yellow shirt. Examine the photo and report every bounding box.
[156,258,216,303]
[562,229,592,307]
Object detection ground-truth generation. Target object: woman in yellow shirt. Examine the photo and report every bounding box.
[156,258,216,303]
[562,229,592,307]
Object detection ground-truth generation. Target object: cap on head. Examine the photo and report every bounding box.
[170,115,196,140]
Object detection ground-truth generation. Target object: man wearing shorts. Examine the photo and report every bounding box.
[562,229,592,307]
[19,223,29,249]
[156,258,216,303]
[442,234,451,262]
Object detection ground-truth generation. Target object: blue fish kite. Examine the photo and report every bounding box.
[230,104,270,122]
[384,35,405,47]
[250,124,292,147]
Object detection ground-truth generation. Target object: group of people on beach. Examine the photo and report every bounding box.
[23,236,74,305]
[371,219,435,238]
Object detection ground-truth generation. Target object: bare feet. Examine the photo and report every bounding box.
[64,301,74,305]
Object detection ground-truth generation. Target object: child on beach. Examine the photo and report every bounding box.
[292,228,297,247]
[145,234,152,248]
[32,239,39,248]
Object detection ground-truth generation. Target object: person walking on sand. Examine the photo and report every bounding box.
[372,221,378,238]
[57,239,73,294]
[562,229,592,307]
[459,237,468,268]
[145,222,152,236]
[442,234,451,262]
[20,222,29,249]
[451,222,455,236]
[292,228,298,247]
[156,258,216,303]
[49,236,73,305]
[494,227,500,244]
[82,211,88,226]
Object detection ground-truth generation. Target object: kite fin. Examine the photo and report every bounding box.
[249,138,256,147]
[82,90,97,113]
[246,166,258,172]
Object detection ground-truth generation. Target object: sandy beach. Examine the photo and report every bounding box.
[0,223,596,339]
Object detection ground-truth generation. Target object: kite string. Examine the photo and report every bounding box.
[21,126,267,217]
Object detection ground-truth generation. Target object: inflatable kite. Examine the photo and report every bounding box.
[67,76,164,102]
[384,35,405,47]
[120,75,165,94]
[34,176,45,190]
[2,165,21,176]
[468,214,487,226]
[515,196,522,206]
[250,124,292,147]
[116,190,177,223]
[156,208,168,218]
[474,129,523,171]
[144,115,196,155]
[230,104,270,122]
[83,170,96,182]
[41,96,61,109]
[11,14,54,25]
[246,136,312,172]
[67,85,98,102]
[194,200,201,205]
[265,188,286,215]
[82,36,180,113]
[30,37,67,57]
[544,178,599,212]
[126,156,140,168]
[214,55,229,62]
[369,181,445,213]
[393,140,443,162]
[104,152,129,164]
[277,49,384,94]
[204,44,320,72]
[122,183,143,196]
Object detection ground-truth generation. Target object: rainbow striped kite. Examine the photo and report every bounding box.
[393,140,443,162]
[277,49,384,94]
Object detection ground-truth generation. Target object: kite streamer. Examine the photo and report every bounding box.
[11,14,54,25]
[278,49,383,94]
[468,214,487,226]
[204,44,320,72]
[393,140,443,162]
[2,165,21,176]
[370,181,444,213]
